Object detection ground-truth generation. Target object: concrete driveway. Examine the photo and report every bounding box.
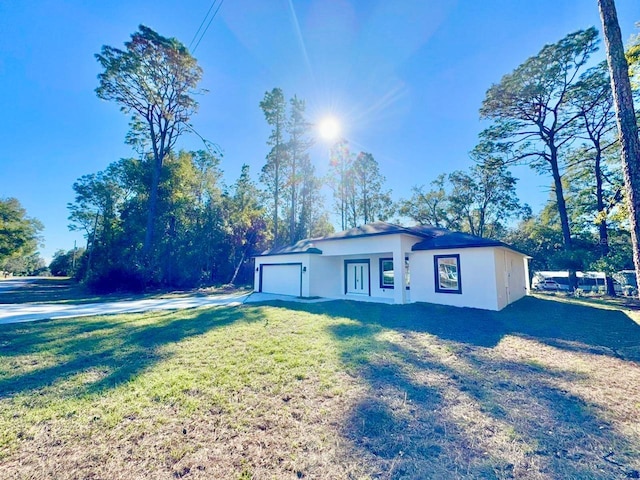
[0,292,251,325]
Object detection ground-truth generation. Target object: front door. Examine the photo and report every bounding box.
[346,261,369,295]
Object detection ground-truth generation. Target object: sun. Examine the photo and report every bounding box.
[317,116,341,142]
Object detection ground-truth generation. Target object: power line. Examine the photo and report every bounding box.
[193,0,224,53]
[188,1,217,51]
[191,0,225,54]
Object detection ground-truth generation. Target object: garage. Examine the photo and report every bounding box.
[259,263,302,297]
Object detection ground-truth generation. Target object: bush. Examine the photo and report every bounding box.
[86,267,146,294]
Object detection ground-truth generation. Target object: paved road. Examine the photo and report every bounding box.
[0,292,251,325]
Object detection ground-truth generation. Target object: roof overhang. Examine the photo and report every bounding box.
[255,247,323,258]
[412,240,530,258]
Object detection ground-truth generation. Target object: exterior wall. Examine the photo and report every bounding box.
[306,234,416,303]
[309,253,403,302]
[410,247,500,310]
[369,253,400,301]
[308,255,342,298]
[313,234,409,256]
[494,248,529,310]
[254,234,419,303]
[254,237,529,310]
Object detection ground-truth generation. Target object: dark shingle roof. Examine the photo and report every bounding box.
[409,227,506,251]
[313,221,427,241]
[259,222,417,256]
[258,221,526,256]
[260,239,323,256]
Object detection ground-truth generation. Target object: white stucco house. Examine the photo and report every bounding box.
[253,222,530,311]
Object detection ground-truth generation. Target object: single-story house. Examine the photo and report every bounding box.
[253,222,530,311]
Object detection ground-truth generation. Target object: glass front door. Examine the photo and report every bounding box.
[346,262,369,295]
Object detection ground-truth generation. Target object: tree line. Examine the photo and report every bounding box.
[60,27,270,290]
[258,88,330,247]
[0,198,45,276]
[395,23,639,292]
[58,27,396,291]
[257,88,395,245]
[2,15,639,296]
[477,24,639,289]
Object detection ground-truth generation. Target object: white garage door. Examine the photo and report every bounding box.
[260,264,302,297]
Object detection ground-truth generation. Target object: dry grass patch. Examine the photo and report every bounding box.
[1,295,640,479]
[291,297,640,479]
[0,306,371,479]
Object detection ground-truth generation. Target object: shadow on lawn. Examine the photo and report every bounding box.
[276,296,640,479]
[0,306,264,398]
[293,295,640,361]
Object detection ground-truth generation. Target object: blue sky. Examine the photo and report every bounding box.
[1,0,639,262]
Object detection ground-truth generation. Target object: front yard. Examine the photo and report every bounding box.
[1,296,640,479]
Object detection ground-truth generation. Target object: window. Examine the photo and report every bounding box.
[405,256,410,290]
[380,258,394,288]
[434,254,461,294]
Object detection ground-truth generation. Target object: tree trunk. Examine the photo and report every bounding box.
[549,150,573,249]
[290,147,296,244]
[143,119,166,261]
[595,152,610,256]
[274,154,279,248]
[568,270,578,292]
[362,175,369,224]
[229,248,247,286]
[273,186,278,248]
[230,231,257,285]
[340,163,346,231]
[598,0,640,299]
[86,212,100,279]
[274,118,281,249]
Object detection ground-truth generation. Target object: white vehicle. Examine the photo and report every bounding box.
[540,279,564,291]
[532,272,571,291]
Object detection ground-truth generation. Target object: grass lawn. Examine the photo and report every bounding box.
[1,296,640,479]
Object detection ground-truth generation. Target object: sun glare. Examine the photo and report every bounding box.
[317,116,341,142]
